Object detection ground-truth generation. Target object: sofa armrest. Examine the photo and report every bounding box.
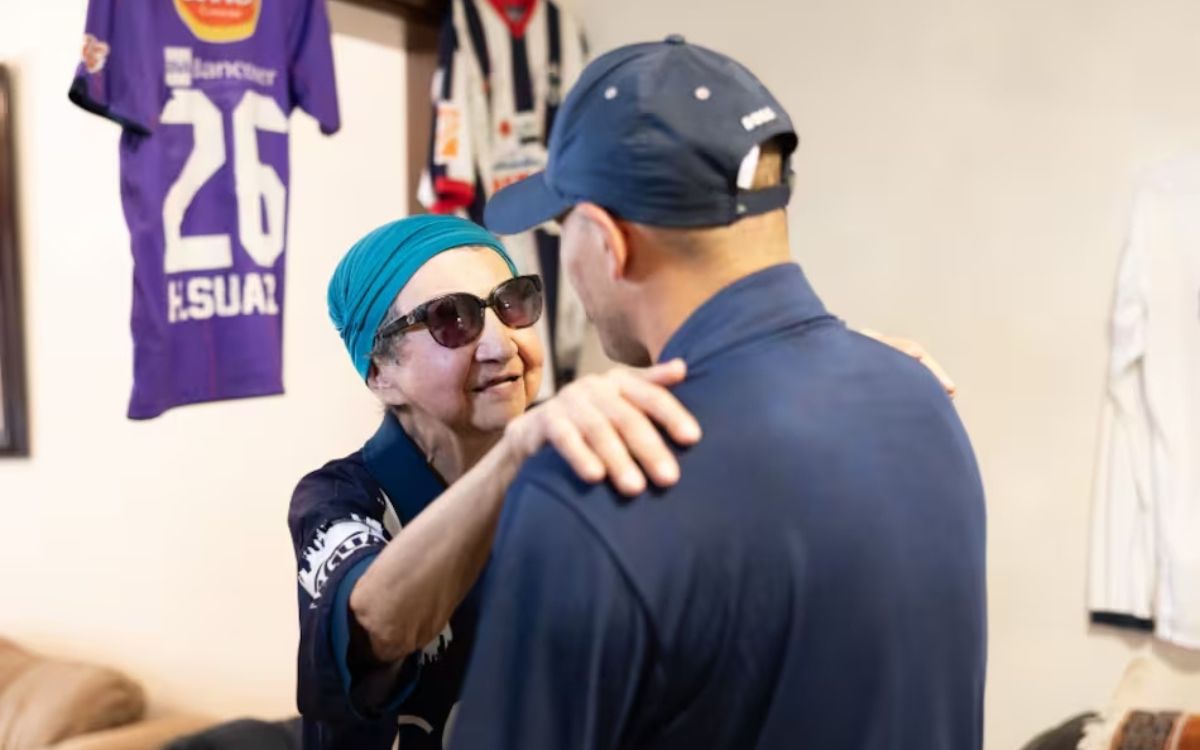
[0,653,145,748]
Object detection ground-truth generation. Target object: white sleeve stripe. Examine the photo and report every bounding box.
[298,516,388,600]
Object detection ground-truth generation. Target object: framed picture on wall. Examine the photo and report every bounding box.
[0,63,29,456]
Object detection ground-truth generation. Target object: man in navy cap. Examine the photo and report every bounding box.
[449,36,987,750]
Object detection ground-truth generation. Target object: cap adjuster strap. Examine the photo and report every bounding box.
[734,183,792,218]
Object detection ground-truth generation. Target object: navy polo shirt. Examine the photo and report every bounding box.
[288,412,482,750]
[451,263,987,750]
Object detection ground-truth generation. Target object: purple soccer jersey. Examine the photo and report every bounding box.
[70,0,340,419]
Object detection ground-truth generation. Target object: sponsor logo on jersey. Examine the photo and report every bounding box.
[490,147,546,194]
[164,47,279,89]
[174,0,262,44]
[492,170,537,194]
[81,34,110,74]
[513,112,540,146]
[164,47,194,88]
[434,102,463,162]
[741,106,778,132]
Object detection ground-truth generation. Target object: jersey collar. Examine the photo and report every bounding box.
[363,410,447,525]
[485,0,539,39]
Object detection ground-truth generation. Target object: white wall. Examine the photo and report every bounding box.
[5,0,1200,746]
[0,1,405,719]
[572,0,1200,748]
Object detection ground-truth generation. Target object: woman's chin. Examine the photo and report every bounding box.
[470,395,527,433]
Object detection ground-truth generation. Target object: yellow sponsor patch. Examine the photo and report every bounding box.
[435,103,463,161]
[174,0,262,44]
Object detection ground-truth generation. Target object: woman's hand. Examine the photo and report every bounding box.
[857,329,958,398]
[504,359,702,496]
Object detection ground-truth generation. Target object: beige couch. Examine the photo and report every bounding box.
[0,638,214,749]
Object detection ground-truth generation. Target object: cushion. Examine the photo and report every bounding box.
[1080,657,1200,750]
[0,639,37,691]
[0,640,145,749]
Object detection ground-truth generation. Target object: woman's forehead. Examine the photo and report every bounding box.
[396,246,512,307]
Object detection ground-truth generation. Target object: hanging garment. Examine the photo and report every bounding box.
[1090,156,1200,648]
[68,0,340,418]
[418,0,589,393]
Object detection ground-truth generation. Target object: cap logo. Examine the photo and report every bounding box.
[741,106,777,131]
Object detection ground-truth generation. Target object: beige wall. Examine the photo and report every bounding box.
[3,0,1200,747]
[572,0,1200,748]
[0,1,405,720]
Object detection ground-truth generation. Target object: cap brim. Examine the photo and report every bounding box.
[483,171,574,236]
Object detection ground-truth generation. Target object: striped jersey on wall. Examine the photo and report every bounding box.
[418,0,589,392]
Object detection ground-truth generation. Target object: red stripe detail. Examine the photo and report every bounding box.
[430,177,476,214]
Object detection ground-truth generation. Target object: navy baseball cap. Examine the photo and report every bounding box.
[484,35,799,235]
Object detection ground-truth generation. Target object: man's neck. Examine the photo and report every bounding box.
[630,216,793,362]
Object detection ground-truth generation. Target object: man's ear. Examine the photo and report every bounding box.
[575,202,630,281]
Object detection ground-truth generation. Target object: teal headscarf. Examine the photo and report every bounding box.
[328,215,518,379]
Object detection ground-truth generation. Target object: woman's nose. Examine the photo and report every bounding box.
[474,309,519,362]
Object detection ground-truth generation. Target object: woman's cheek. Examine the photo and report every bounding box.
[412,341,475,415]
[518,331,545,401]
[518,329,545,371]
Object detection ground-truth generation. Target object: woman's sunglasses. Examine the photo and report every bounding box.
[374,275,544,350]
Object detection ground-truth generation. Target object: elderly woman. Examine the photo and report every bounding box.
[289,214,701,749]
[289,214,954,749]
